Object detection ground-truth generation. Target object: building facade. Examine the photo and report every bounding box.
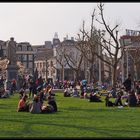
[120,30,140,81]
[16,42,35,75]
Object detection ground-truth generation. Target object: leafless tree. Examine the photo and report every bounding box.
[93,3,126,87]
[54,43,66,81]
[76,10,100,83]
[64,42,84,82]
[127,47,140,80]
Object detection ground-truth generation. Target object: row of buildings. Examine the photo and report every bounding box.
[0,30,140,84]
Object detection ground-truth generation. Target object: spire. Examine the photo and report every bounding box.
[54,32,58,39]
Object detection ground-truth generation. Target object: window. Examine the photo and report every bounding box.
[27,45,32,51]
[18,55,21,60]
[22,55,27,61]
[40,62,42,68]
[18,45,22,51]
[23,62,27,68]
[28,62,33,69]
[28,55,33,60]
[22,45,27,51]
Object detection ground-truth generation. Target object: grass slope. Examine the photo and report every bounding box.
[0,92,140,138]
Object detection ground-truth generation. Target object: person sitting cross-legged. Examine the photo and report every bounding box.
[29,95,42,114]
[17,94,29,112]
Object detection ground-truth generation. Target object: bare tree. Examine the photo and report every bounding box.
[54,43,66,81]
[127,47,140,80]
[64,43,84,82]
[76,10,100,83]
[93,3,126,87]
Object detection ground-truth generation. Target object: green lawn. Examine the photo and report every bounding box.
[0,92,140,138]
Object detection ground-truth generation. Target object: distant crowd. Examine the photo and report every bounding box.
[0,73,140,114]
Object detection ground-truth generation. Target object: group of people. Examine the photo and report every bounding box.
[63,79,102,103]
[62,74,140,107]
[17,85,57,114]
[2,72,140,114]
[16,75,58,114]
[105,74,140,107]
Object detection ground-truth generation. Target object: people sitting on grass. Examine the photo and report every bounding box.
[47,95,57,112]
[28,78,34,98]
[80,87,87,99]
[29,94,55,114]
[128,90,137,107]
[41,104,54,113]
[114,90,123,106]
[17,94,30,112]
[29,95,42,114]
[83,89,89,99]
[19,88,25,99]
[47,86,55,96]
[110,87,117,98]
[0,86,10,98]
[136,81,140,104]
[89,90,102,102]
[64,88,71,97]
[105,93,115,107]
[123,74,132,93]
[37,86,44,106]
[72,88,80,97]
[80,89,84,98]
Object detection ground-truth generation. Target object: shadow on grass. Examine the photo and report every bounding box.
[61,107,116,113]
[0,117,140,138]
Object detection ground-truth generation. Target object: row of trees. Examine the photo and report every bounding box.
[63,3,123,87]
[55,3,140,88]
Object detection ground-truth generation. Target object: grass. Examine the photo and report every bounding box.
[0,92,140,138]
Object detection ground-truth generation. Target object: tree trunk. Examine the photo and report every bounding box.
[134,63,137,81]
[112,65,117,88]
[75,70,79,82]
[61,65,64,81]
[90,64,94,83]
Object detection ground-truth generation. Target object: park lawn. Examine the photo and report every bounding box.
[0,92,140,138]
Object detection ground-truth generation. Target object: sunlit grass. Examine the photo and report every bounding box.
[0,92,140,138]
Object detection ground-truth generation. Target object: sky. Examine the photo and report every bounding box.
[0,2,140,45]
